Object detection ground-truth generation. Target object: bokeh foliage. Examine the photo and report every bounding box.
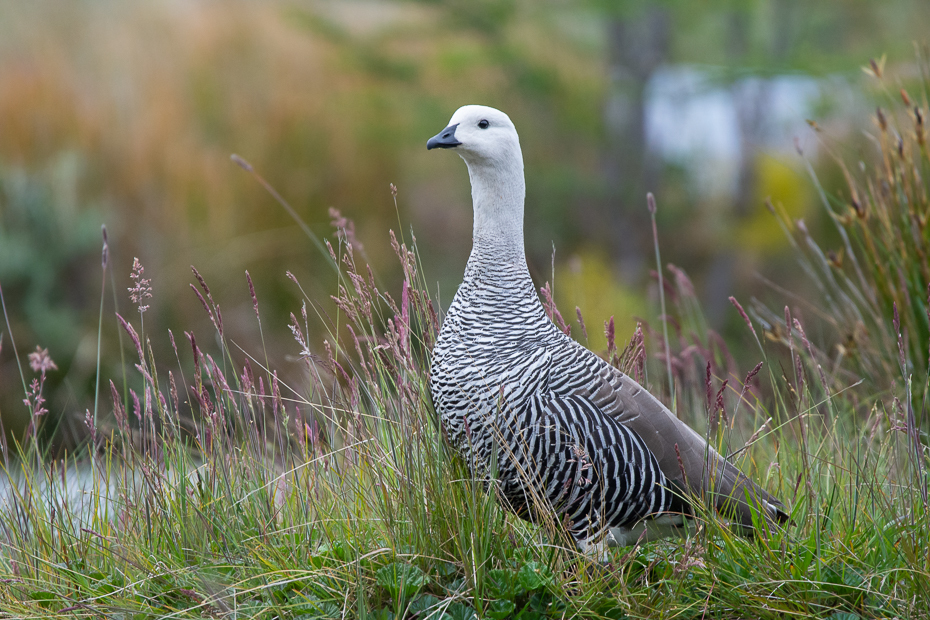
[1,0,930,440]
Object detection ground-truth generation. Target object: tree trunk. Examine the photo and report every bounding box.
[601,6,668,281]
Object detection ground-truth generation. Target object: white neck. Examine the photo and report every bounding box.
[464,151,526,258]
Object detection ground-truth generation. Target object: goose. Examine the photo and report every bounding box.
[426,105,787,553]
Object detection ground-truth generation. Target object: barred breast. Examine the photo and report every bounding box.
[430,250,679,546]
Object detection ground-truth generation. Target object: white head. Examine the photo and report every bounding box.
[427,105,522,171]
[427,105,526,251]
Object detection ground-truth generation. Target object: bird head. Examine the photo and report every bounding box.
[426,105,522,170]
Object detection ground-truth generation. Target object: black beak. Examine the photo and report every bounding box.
[426,123,461,150]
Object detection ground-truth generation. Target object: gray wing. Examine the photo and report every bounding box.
[575,347,788,529]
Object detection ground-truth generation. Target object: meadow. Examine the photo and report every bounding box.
[1,53,929,618]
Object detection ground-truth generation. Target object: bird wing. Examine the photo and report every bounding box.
[581,355,788,529]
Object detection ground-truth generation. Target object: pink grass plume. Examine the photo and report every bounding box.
[128,257,152,315]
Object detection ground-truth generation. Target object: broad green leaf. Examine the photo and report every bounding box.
[376,562,429,600]
[517,562,553,591]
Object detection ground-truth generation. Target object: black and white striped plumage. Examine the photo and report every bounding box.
[497,393,674,543]
[427,105,787,550]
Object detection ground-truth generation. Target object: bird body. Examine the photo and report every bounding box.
[427,105,786,549]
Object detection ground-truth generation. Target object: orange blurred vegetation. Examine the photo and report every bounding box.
[0,0,607,437]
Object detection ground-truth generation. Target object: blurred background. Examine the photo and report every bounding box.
[1,0,928,446]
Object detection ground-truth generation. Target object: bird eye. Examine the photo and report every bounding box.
[478,119,490,129]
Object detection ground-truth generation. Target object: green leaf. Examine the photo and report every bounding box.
[234,602,273,619]
[29,591,59,609]
[315,540,353,563]
[447,604,477,620]
[409,593,443,617]
[485,599,516,620]
[436,561,459,578]
[485,568,520,599]
[376,562,429,600]
[445,577,467,594]
[517,562,553,591]
[293,593,344,619]
[527,591,555,614]
[601,606,626,620]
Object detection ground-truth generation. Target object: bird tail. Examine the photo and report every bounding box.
[703,450,790,531]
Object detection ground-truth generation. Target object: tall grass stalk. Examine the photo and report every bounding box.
[647,193,676,412]
[748,55,930,507]
[92,226,109,437]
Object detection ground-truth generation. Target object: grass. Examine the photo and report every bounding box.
[1,57,930,618]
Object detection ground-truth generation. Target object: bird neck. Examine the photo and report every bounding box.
[466,156,526,262]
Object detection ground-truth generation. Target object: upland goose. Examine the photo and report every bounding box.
[427,105,787,553]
